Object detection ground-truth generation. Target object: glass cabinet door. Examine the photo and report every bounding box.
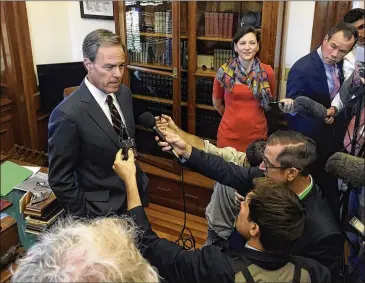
[125,1,173,70]
[124,1,183,171]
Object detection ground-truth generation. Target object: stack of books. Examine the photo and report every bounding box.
[22,192,64,235]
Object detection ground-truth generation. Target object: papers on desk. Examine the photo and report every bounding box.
[0,161,33,196]
[22,166,41,177]
[15,172,49,192]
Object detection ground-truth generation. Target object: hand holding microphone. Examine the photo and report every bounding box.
[139,112,184,161]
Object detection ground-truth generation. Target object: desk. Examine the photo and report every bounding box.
[1,160,48,251]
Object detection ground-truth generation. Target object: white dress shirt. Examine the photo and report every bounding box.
[84,76,126,126]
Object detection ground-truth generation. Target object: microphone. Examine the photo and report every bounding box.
[325,152,365,188]
[292,96,327,120]
[138,111,181,161]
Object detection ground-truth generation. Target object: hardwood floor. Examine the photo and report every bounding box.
[145,203,208,249]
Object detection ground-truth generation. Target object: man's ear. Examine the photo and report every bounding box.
[323,35,329,43]
[250,222,260,238]
[83,58,93,72]
[287,168,299,182]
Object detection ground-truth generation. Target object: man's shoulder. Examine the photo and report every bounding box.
[303,185,341,235]
[51,85,84,118]
[291,51,317,72]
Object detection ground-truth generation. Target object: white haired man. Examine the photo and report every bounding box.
[11,216,159,282]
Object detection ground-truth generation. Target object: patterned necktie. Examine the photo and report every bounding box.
[330,65,340,100]
[106,95,124,138]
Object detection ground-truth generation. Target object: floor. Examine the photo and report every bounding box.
[145,203,208,249]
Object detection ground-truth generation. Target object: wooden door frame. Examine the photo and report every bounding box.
[1,2,39,149]
[310,1,352,51]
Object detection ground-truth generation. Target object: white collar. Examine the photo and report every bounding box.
[245,243,261,252]
[84,76,116,105]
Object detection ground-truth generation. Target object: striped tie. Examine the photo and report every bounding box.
[106,95,124,138]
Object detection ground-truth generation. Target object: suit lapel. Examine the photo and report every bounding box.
[79,81,120,148]
[311,51,330,95]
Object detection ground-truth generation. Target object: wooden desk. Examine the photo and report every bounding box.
[1,160,48,251]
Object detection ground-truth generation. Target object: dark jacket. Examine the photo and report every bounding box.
[286,49,346,160]
[48,81,149,217]
[129,205,331,283]
[185,147,344,280]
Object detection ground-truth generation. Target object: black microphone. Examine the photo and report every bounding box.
[325,152,365,188]
[292,96,327,120]
[139,112,181,161]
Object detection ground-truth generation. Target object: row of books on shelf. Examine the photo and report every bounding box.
[204,12,235,38]
[195,108,221,140]
[128,38,173,66]
[213,49,234,70]
[196,78,213,105]
[130,72,188,101]
[139,10,172,34]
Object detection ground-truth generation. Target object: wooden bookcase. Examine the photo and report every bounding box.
[115,1,285,175]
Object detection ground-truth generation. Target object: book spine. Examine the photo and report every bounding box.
[218,13,224,37]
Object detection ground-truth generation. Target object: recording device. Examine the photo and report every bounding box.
[349,216,365,239]
[138,111,181,161]
[355,46,365,80]
[325,152,365,188]
[292,96,327,120]
[120,138,137,161]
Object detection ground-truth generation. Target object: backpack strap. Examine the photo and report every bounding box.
[292,260,302,283]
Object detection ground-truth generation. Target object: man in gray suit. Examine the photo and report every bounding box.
[48,29,148,217]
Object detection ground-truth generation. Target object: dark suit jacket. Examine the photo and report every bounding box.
[185,147,344,280]
[48,81,148,217]
[286,49,346,159]
[129,205,331,283]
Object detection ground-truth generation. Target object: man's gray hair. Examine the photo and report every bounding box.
[82,29,125,62]
[11,215,160,282]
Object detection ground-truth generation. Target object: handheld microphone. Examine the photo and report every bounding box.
[292,96,327,120]
[138,111,181,161]
[325,152,365,188]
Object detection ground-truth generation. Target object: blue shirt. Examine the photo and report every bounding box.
[317,46,340,95]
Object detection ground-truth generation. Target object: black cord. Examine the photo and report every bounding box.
[175,165,196,250]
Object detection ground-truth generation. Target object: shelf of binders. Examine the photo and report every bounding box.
[197,36,232,42]
[194,67,216,78]
[130,62,173,71]
[196,103,215,111]
[139,32,188,39]
[132,94,188,106]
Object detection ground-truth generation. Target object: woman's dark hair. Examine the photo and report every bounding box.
[248,177,306,253]
[231,25,261,57]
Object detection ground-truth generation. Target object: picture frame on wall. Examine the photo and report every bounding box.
[79,1,114,20]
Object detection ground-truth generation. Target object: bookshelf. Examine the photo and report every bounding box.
[115,1,285,174]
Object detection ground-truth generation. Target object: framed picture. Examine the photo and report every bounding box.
[79,1,114,20]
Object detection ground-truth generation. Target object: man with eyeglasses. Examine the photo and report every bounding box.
[157,129,343,282]
[48,29,149,217]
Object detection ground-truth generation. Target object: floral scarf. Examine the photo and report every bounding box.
[216,57,272,110]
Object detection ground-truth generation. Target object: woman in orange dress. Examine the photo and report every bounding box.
[213,26,276,152]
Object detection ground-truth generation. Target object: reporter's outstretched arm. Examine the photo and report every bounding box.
[113,149,141,210]
[113,151,234,283]
[156,114,205,150]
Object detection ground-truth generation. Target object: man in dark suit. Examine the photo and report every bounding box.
[157,129,344,282]
[113,149,331,283]
[284,22,358,212]
[48,29,148,217]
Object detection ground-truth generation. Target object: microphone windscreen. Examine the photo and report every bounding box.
[139,112,156,129]
[293,96,327,120]
[325,152,365,188]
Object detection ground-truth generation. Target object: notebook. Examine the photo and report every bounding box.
[0,161,33,196]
